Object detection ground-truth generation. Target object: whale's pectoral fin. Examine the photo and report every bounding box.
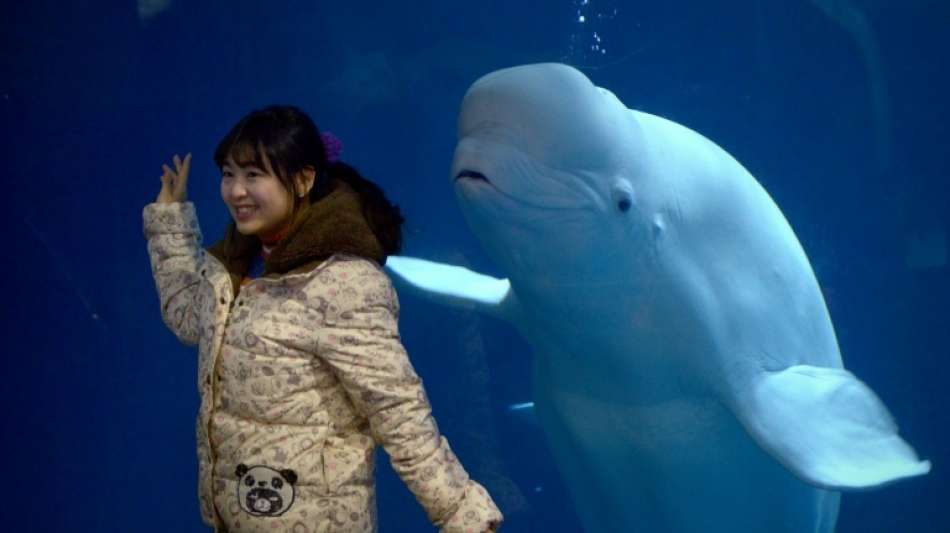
[507,402,540,429]
[737,364,931,490]
[384,256,517,321]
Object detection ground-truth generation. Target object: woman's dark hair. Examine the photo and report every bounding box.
[214,105,403,255]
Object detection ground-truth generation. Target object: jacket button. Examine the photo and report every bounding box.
[219,297,226,304]
[200,269,207,276]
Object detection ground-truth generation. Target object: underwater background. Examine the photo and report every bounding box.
[5,0,947,531]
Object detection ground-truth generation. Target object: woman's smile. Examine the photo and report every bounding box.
[234,205,258,221]
[220,154,298,236]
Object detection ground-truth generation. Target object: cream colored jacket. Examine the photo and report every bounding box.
[144,201,502,532]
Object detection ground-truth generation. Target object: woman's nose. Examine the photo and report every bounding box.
[226,181,248,199]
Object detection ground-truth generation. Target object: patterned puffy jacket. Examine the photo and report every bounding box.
[143,192,502,532]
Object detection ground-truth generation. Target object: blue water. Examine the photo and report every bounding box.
[5,0,947,531]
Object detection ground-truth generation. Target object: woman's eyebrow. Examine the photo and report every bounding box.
[223,163,264,171]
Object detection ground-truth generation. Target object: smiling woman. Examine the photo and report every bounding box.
[219,155,304,242]
[143,105,502,532]
[214,107,362,242]
[206,106,405,286]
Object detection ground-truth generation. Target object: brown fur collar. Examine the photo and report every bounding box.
[207,180,384,293]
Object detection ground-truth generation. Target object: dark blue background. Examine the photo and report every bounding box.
[5,0,946,531]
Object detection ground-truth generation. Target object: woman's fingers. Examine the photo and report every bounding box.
[157,167,173,203]
[174,153,191,197]
[157,154,191,203]
[179,153,191,185]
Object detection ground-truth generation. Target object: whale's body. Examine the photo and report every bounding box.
[387,64,929,532]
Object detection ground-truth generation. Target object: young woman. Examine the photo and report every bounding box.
[144,105,502,532]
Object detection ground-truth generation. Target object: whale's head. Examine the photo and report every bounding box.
[452,63,652,287]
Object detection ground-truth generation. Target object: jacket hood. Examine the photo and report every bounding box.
[207,180,385,292]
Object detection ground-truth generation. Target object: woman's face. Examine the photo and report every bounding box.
[220,154,296,239]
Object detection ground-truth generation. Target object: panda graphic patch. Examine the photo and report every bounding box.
[235,464,297,517]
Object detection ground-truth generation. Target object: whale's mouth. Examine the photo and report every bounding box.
[455,169,490,183]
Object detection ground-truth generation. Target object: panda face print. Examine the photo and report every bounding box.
[235,464,297,517]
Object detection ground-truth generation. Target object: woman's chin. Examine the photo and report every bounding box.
[234,220,260,236]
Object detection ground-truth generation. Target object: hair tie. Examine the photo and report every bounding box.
[320,131,344,163]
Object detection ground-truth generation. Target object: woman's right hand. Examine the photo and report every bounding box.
[156,153,192,204]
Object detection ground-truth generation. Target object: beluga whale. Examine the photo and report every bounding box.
[386,63,930,532]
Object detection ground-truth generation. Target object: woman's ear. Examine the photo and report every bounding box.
[295,167,316,198]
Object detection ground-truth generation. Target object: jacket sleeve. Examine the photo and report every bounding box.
[142,201,205,346]
[317,261,503,533]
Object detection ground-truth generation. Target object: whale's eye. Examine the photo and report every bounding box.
[611,180,635,214]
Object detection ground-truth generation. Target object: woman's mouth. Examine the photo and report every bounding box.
[234,205,257,221]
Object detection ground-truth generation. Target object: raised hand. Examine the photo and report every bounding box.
[156,153,192,204]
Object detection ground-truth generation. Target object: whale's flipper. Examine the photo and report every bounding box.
[736,364,931,490]
[507,402,540,429]
[385,256,518,321]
